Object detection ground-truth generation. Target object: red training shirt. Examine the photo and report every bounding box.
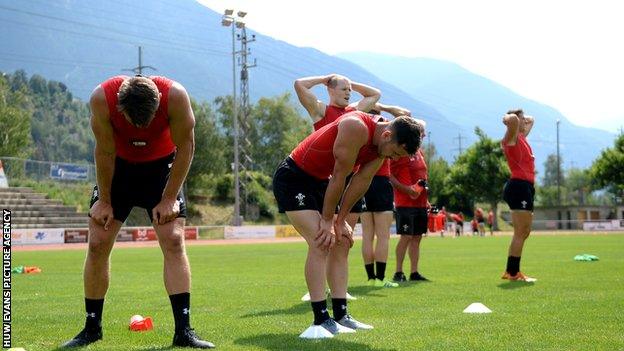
[101,75,176,162]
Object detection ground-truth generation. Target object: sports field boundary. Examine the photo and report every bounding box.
[12,230,623,252]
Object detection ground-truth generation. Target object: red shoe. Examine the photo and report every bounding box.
[501,271,537,282]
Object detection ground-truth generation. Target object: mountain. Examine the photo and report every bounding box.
[337,52,615,171]
[0,0,459,158]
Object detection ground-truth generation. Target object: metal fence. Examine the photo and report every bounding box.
[1,157,95,183]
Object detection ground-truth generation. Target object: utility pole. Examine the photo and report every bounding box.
[122,46,156,75]
[221,10,249,226]
[556,119,561,206]
[427,131,432,166]
[453,132,464,158]
[238,24,257,218]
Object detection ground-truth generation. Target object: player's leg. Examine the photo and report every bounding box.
[62,183,127,348]
[360,212,376,283]
[394,235,410,282]
[502,180,536,282]
[408,208,428,281]
[373,211,397,287]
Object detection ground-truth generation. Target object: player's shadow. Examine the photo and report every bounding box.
[497,281,535,290]
[53,346,174,351]
[240,302,310,318]
[346,285,386,297]
[235,333,398,351]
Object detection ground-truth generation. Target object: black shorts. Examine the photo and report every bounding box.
[273,158,364,214]
[395,207,428,235]
[273,158,327,213]
[89,153,187,223]
[362,176,394,212]
[503,178,535,211]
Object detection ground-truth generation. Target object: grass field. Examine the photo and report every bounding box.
[11,233,624,350]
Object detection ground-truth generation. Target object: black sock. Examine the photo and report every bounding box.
[311,300,330,325]
[84,298,104,330]
[506,256,521,276]
[375,261,387,281]
[364,263,376,280]
[332,298,347,321]
[169,292,191,332]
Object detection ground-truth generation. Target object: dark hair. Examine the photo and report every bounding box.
[507,108,524,117]
[117,77,160,127]
[389,116,422,154]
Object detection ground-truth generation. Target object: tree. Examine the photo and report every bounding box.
[542,154,564,187]
[590,133,624,203]
[249,93,311,172]
[421,142,450,206]
[446,127,509,229]
[186,99,227,190]
[0,73,32,158]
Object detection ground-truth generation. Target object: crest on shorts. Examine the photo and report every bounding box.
[521,200,527,208]
[403,224,409,232]
[295,193,305,206]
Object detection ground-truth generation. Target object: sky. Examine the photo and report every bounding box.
[199,0,623,134]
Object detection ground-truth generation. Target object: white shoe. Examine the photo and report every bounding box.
[299,325,334,339]
[336,315,374,330]
[345,292,357,300]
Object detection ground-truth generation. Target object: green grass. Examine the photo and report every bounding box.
[11,234,624,350]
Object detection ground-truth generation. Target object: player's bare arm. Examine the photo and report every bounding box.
[315,117,368,250]
[374,103,411,117]
[502,113,520,146]
[153,82,196,225]
[522,115,535,136]
[351,81,381,112]
[336,156,384,246]
[89,85,116,230]
[389,173,419,198]
[294,75,330,122]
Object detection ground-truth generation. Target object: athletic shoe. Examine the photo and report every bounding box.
[501,271,537,282]
[392,272,407,282]
[409,272,430,281]
[345,292,357,300]
[374,279,399,288]
[317,318,355,334]
[336,315,374,330]
[172,327,215,349]
[60,327,102,348]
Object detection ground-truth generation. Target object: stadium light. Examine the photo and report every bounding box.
[220,9,248,226]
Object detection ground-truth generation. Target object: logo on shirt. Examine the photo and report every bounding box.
[295,193,305,207]
[131,139,147,147]
[521,200,527,209]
